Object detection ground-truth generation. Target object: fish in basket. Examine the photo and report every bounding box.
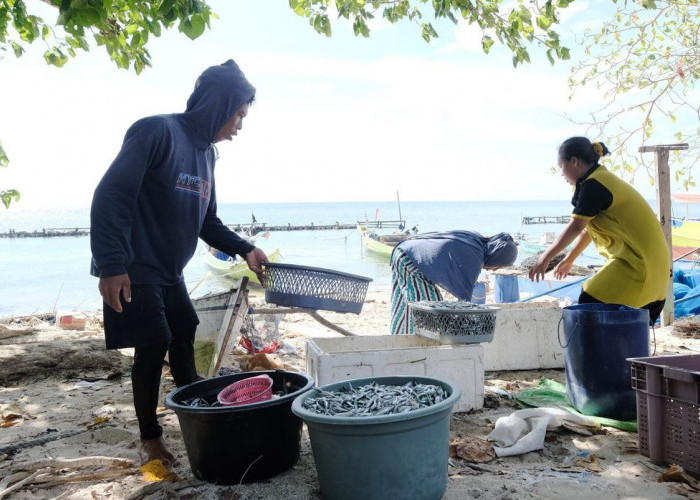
[409,301,499,344]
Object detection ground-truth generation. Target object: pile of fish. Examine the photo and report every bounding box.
[182,391,283,408]
[183,396,222,408]
[411,300,497,337]
[413,300,492,311]
[302,381,448,417]
[519,251,566,273]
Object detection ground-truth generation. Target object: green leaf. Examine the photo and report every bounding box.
[66,35,81,48]
[157,0,176,16]
[290,0,307,17]
[537,15,553,30]
[0,141,8,168]
[482,35,494,54]
[0,190,20,209]
[179,13,206,40]
[150,21,162,37]
[10,41,24,57]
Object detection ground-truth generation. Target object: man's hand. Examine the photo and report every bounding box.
[245,247,268,285]
[98,274,131,313]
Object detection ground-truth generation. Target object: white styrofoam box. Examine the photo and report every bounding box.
[306,335,483,412]
[483,301,564,371]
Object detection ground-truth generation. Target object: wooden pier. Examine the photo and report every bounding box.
[0,227,91,238]
[521,215,570,225]
[0,222,357,238]
[227,222,355,235]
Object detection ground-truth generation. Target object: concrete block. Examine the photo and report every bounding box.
[483,302,564,371]
[306,335,483,412]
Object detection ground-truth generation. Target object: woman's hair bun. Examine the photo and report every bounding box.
[591,141,610,158]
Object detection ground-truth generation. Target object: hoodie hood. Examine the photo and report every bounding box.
[484,232,518,267]
[183,59,256,147]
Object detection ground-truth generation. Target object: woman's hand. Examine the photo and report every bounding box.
[553,258,574,280]
[528,256,551,282]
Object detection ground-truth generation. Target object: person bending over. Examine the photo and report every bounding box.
[390,231,518,335]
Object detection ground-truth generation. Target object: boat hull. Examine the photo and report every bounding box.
[673,219,700,260]
[358,225,395,257]
[204,249,281,285]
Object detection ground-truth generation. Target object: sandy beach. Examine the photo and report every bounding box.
[1,289,699,499]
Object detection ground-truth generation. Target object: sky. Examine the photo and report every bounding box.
[0,0,691,210]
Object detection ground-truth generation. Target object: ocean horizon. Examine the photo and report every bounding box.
[1,199,695,318]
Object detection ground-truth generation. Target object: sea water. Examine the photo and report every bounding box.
[1,199,691,317]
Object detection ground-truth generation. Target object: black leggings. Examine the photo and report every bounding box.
[578,291,666,325]
[132,333,198,440]
[123,283,199,441]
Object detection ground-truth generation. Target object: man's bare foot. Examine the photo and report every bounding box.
[140,436,176,465]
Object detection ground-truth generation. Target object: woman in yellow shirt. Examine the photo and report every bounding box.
[528,136,670,322]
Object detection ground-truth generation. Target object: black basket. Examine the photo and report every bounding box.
[263,263,372,314]
[409,301,499,344]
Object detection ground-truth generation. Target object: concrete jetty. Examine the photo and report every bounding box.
[0,222,357,238]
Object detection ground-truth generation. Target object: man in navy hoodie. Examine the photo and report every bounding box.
[90,59,267,464]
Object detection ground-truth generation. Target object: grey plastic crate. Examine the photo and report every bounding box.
[628,353,700,477]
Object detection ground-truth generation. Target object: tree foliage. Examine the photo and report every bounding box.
[0,140,19,208]
[0,0,214,73]
[289,0,574,67]
[568,0,699,189]
[0,0,214,208]
[1,1,697,209]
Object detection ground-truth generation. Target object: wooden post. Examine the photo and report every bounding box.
[638,143,689,326]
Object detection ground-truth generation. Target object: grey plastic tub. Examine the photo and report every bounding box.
[292,375,461,500]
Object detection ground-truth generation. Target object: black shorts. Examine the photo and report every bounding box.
[103,281,199,350]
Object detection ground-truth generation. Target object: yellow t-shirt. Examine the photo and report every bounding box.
[571,166,670,306]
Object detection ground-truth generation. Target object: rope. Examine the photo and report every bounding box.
[316,229,356,241]
[0,428,89,456]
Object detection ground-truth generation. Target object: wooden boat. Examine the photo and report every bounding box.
[357,220,412,258]
[203,247,281,285]
[671,193,700,261]
[516,232,572,257]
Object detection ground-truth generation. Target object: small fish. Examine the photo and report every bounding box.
[302,382,449,417]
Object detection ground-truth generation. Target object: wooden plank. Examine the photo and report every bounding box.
[639,146,678,326]
[207,277,249,378]
[638,144,688,152]
[655,149,674,326]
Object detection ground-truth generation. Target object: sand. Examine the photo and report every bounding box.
[1,290,699,499]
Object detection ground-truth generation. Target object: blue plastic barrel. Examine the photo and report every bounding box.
[471,281,486,304]
[561,303,650,420]
[494,275,519,303]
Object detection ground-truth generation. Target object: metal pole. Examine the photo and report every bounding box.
[396,191,403,222]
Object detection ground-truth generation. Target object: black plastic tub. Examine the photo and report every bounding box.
[165,370,314,484]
